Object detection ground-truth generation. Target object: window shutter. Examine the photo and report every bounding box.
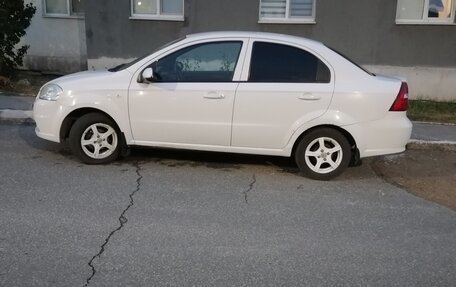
[290,0,313,17]
[260,0,287,18]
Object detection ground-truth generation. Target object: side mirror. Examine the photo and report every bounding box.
[140,67,154,83]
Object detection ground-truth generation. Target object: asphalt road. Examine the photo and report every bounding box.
[0,123,455,287]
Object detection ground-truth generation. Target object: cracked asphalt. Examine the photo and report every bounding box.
[0,122,455,287]
[84,162,143,287]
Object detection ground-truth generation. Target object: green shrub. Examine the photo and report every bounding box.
[0,0,36,78]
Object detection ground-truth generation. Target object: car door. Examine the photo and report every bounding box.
[232,40,335,149]
[129,39,247,146]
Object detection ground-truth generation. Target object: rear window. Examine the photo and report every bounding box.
[326,46,374,76]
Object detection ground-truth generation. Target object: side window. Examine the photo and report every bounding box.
[154,41,243,82]
[249,42,330,83]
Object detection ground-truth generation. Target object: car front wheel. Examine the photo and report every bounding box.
[69,113,120,164]
[295,128,351,180]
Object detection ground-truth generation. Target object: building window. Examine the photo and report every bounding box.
[259,0,316,24]
[130,0,184,21]
[396,0,455,24]
[44,0,85,17]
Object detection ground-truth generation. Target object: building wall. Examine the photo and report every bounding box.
[20,0,87,74]
[85,0,456,100]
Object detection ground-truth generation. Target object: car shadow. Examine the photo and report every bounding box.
[122,146,300,174]
[16,122,376,181]
[16,121,74,159]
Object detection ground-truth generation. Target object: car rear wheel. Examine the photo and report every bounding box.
[295,128,351,180]
[69,113,120,164]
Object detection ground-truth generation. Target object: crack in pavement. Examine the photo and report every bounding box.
[83,162,143,287]
[242,174,257,204]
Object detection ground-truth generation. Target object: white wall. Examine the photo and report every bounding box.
[19,0,87,74]
[366,65,456,101]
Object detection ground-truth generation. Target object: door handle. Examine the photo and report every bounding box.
[298,93,321,101]
[204,92,225,100]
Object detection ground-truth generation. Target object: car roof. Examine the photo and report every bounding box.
[186,31,323,47]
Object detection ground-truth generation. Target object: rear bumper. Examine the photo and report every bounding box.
[344,112,412,158]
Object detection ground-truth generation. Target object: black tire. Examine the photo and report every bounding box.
[69,113,121,164]
[295,128,351,180]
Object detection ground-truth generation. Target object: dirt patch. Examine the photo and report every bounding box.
[371,149,456,211]
[0,71,59,96]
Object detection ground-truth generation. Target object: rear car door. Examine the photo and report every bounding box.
[232,40,335,149]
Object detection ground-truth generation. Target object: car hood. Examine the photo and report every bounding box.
[46,69,133,92]
[49,70,114,85]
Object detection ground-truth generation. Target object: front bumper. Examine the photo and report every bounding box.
[33,98,67,143]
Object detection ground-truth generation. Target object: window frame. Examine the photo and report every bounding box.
[258,0,316,24]
[130,0,185,21]
[43,0,85,19]
[396,0,456,25]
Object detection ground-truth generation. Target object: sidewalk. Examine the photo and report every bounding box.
[1,93,455,148]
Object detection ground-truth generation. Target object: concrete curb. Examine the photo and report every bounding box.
[0,109,33,119]
[412,121,456,126]
[0,109,34,124]
[407,139,456,152]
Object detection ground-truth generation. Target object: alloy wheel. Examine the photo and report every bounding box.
[304,137,343,174]
[80,123,118,159]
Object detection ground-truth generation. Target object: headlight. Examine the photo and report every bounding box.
[39,84,63,101]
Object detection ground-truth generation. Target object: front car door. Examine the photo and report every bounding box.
[232,40,335,149]
[129,39,247,147]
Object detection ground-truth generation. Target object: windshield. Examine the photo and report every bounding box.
[108,36,187,72]
[326,46,374,76]
[108,54,149,72]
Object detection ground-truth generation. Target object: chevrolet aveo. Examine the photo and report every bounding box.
[33,32,412,180]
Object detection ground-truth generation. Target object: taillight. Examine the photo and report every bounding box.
[389,82,409,111]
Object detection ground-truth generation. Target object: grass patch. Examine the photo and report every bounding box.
[408,100,456,123]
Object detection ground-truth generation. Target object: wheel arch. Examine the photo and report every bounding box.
[60,108,121,141]
[291,124,358,161]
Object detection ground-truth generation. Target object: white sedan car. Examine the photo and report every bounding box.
[33,31,412,180]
